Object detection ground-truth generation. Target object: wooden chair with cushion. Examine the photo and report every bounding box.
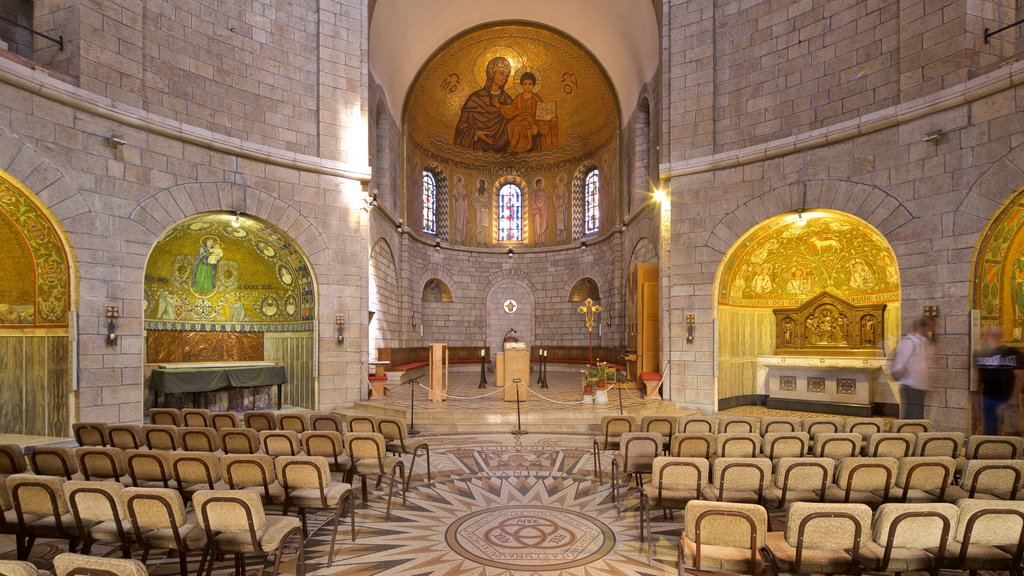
[193,489,304,576]
[106,424,144,450]
[716,415,759,434]
[76,446,129,483]
[0,559,47,576]
[763,457,834,509]
[275,455,356,559]
[592,415,636,483]
[218,427,261,455]
[679,416,714,434]
[716,433,762,459]
[72,423,109,448]
[0,444,27,475]
[309,413,346,434]
[893,456,955,503]
[125,449,172,489]
[703,457,771,504]
[640,415,677,454]
[914,431,964,459]
[64,479,133,558]
[377,417,431,485]
[610,432,662,512]
[843,417,885,443]
[52,552,148,576]
[243,411,277,432]
[671,433,715,459]
[811,433,860,461]
[141,425,179,451]
[7,473,81,560]
[856,502,957,576]
[343,432,407,519]
[259,430,301,457]
[221,453,285,505]
[641,457,707,545]
[345,414,379,433]
[759,417,801,435]
[762,501,872,576]
[122,486,208,576]
[825,456,897,507]
[935,499,1024,575]
[940,459,1024,502]
[802,417,844,450]
[179,427,221,453]
[276,412,309,433]
[677,499,768,576]
[889,419,931,434]
[762,432,809,462]
[300,430,353,480]
[146,408,182,427]
[167,451,226,500]
[29,445,81,480]
[864,432,916,458]
[965,435,1024,460]
[180,408,211,428]
[209,411,240,430]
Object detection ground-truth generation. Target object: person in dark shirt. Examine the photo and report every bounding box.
[976,325,1024,435]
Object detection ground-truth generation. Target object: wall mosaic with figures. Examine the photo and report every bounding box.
[404,23,619,247]
[973,189,1024,341]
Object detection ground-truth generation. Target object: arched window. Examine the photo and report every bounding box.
[498,182,523,242]
[584,169,600,234]
[422,171,437,234]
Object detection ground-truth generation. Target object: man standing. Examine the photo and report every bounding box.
[976,325,1024,435]
[891,316,936,419]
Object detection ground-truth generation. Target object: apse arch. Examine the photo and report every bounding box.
[713,209,902,408]
[971,183,1024,339]
[143,211,319,410]
[369,238,400,351]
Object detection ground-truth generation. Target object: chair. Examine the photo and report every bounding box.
[0,559,47,576]
[762,501,872,576]
[209,411,241,430]
[28,445,80,480]
[610,432,662,512]
[76,446,129,483]
[346,413,378,433]
[703,457,771,504]
[106,424,144,450]
[763,457,834,509]
[300,431,352,478]
[142,425,179,451]
[0,444,26,475]
[914,431,964,458]
[864,432,916,458]
[180,408,211,428]
[168,451,225,499]
[146,408,182,427]
[641,457,707,542]
[825,456,897,506]
[677,499,768,576]
[309,413,346,434]
[716,433,762,459]
[671,433,715,459]
[894,456,955,503]
[51,552,148,576]
[803,417,843,450]
[377,417,431,484]
[889,419,931,434]
[640,415,677,454]
[276,455,356,558]
[941,459,1024,502]
[811,433,860,461]
[592,415,636,483]
[679,416,714,433]
[122,487,208,576]
[936,499,1024,574]
[344,432,407,519]
[856,502,957,575]
[716,415,759,434]
[125,449,172,489]
[64,480,132,558]
[193,489,304,576]
[762,432,809,461]
[219,427,261,455]
[221,453,285,505]
[965,434,1024,460]
[259,429,301,457]
[243,411,277,432]
[843,417,885,442]
[179,427,221,453]
[276,412,309,433]
[7,473,80,560]
[759,417,801,435]
[72,423,109,447]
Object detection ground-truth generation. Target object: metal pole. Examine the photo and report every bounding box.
[617,380,624,416]
[409,378,420,436]
[478,349,488,388]
[512,377,527,436]
[541,351,549,389]
[536,348,544,385]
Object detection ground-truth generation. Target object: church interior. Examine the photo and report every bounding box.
[4,0,1024,574]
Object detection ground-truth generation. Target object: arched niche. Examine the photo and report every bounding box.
[143,212,317,410]
[422,278,453,303]
[972,185,1024,339]
[369,238,400,350]
[0,168,75,437]
[714,209,901,405]
[568,278,600,302]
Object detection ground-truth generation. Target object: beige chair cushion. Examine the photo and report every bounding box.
[0,559,44,576]
[287,482,352,508]
[214,514,301,553]
[858,542,936,572]
[680,536,764,572]
[765,530,856,573]
[53,552,146,576]
[143,518,206,549]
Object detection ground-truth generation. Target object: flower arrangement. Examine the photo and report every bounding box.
[581,362,612,391]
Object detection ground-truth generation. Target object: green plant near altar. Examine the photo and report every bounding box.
[581,363,611,390]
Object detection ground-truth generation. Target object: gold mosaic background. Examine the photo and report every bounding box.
[0,169,70,326]
[404,23,619,247]
[973,188,1024,341]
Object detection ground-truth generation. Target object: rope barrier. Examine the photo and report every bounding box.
[526,386,594,406]
[415,380,503,400]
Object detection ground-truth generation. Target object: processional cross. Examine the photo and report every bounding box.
[577,298,602,362]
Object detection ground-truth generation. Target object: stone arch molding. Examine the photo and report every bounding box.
[704,179,912,258]
[129,182,326,257]
[484,268,538,296]
[955,140,1024,236]
[560,263,605,298]
[415,264,459,302]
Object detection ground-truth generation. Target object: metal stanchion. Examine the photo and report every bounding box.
[617,379,624,416]
[536,349,544,386]
[540,350,549,389]
[478,349,488,388]
[408,378,421,436]
[511,378,527,436]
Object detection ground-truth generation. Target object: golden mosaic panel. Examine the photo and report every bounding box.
[423,278,454,302]
[718,210,899,308]
[0,168,70,326]
[973,188,1024,341]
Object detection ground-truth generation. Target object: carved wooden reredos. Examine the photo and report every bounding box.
[773,292,885,356]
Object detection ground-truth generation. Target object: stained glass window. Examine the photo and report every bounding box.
[498,182,522,242]
[422,171,437,234]
[584,169,600,234]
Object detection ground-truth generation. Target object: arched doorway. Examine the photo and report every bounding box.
[714,209,901,410]
[0,168,76,436]
[143,212,317,411]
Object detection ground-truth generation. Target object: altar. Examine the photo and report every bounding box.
[758,355,891,416]
[149,361,287,410]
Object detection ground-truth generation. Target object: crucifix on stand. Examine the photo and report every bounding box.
[577,297,602,362]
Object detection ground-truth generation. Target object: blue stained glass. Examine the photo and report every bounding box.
[585,170,600,234]
[423,171,436,234]
[498,183,522,242]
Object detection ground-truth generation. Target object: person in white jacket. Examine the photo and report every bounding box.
[890,316,936,419]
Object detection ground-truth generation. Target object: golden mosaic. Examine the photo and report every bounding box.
[973,188,1024,341]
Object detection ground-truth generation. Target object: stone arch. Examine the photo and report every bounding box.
[415,264,459,302]
[484,267,538,296]
[484,277,536,356]
[373,97,391,202]
[955,139,1024,236]
[632,95,652,213]
[629,237,658,268]
[560,262,605,297]
[572,162,600,239]
[969,181,1024,338]
[369,237,400,349]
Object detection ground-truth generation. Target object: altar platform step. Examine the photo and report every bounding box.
[344,370,698,434]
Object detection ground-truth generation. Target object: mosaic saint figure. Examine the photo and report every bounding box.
[507,70,558,153]
[785,265,811,295]
[531,177,549,243]
[729,264,748,299]
[751,263,773,294]
[192,236,223,294]
[454,57,523,152]
[849,258,875,290]
[861,315,877,346]
[473,178,490,245]
[1013,253,1024,340]
[554,174,568,242]
[451,174,468,244]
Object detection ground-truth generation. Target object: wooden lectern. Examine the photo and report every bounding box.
[501,342,529,402]
[428,343,448,402]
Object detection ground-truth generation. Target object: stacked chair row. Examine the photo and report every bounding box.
[673,498,1024,576]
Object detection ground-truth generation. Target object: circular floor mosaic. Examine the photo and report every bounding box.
[446,505,616,570]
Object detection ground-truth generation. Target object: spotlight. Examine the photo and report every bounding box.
[507,247,514,259]
[580,241,587,251]
[231,211,241,228]
[435,240,441,253]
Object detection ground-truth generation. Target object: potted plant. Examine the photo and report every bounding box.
[582,363,610,403]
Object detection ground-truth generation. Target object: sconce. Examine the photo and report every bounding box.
[580,241,587,251]
[434,239,441,253]
[335,314,346,344]
[620,220,628,232]
[411,312,417,327]
[367,193,378,207]
[105,306,120,346]
[231,211,241,228]
[396,220,404,233]
[923,305,940,318]
[507,247,514,259]
[686,314,695,344]
[922,130,943,144]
